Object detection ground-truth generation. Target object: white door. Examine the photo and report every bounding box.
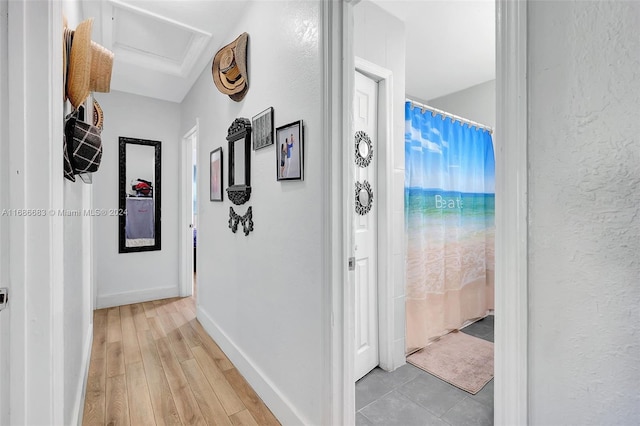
[180,124,198,297]
[354,71,379,381]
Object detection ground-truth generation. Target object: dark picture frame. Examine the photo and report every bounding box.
[210,147,223,201]
[252,107,274,150]
[276,120,304,181]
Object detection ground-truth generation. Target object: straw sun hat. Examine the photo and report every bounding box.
[66,18,93,108]
[64,18,114,108]
[212,32,249,102]
[90,41,114,93]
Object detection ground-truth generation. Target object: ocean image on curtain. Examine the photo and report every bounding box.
[405,101,495,353]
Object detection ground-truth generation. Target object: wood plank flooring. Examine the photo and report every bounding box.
[82,297,280,426]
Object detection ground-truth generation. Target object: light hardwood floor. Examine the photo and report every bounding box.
[82,296,280,426]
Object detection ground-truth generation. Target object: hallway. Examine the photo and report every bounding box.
[82,297,280,425]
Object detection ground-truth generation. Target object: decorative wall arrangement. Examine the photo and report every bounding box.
[226,118,252,205]
[212,33,249,102]
[355,180,373,215]
[225,118,254,235]
[354,130,373,168]
[354,130,374,215]
[229,206,254,236]
[276,120,304,181]
[252,107,274,150]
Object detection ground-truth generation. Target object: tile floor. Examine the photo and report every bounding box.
[356,315,494,426]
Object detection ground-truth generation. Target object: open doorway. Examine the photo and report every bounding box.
[352,1,496,424]
[181,122,199,298]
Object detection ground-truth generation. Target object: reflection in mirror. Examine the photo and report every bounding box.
[119,137,162,253]
[358,140,369,158]
[358,188,370,206]
[233,138,245,186]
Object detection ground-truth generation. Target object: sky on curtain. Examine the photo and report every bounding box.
[404,102,495,195]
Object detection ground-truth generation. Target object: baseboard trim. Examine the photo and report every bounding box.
[196,306,308,425]
[72,324,93,426]
[97,286,179,309]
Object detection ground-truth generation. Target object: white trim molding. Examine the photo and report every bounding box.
[72,324,94,426]
[495,0,528,424]
[96,286,179,309]
[8,0,66,423]
[197,306,308,425]
[354,58,398,373]
[180,121,198,298]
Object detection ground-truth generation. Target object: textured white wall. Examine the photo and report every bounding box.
[426,80,496,130]
[93,90,181,307]
[528,1,640,423]
[353,0,407,368]
[180,2,323,423]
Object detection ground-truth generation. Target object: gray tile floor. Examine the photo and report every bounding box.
[356,315,494,426]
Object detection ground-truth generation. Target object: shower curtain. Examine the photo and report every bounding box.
[405,101,495,353]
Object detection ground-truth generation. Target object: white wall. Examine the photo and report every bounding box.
[426,80,495,129]
[353,0,406,369]
[528,1,640,423]
[93,90,181,307]
[0,0,9,424]
[180,2,324,424]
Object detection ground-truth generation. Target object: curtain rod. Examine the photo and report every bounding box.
[406,98,494,134]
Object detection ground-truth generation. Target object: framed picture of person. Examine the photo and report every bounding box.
[252,106,274,150]
[210,147,223,201]
[276,120,303,181]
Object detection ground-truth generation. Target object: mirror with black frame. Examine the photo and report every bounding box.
[226,118,252,205]
[119,137,162,253]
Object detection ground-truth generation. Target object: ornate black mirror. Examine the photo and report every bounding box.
[226,118,252,205]
[355,130,373,168]
[355,180,373,215]
[119,137,162,253]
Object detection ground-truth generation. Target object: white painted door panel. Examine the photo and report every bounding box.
[354,71,378,381]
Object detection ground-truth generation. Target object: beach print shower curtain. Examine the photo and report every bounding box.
[405,101,495,353]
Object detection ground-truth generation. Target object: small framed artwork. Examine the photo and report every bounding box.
[210,147,223,201]
[276,120,304,181]
[252,107,274,150]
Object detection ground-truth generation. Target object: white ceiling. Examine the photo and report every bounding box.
[82,0,250,103]
[82,0,494,103]
[371,0,495,101]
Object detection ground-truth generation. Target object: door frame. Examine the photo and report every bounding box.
[354,60,396,375]
[327,0,529,424]
[180,121,199,297]
[6,0,66,423]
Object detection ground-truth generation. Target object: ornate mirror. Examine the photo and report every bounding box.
[354,130,373,168]
[118,137,162,253]
[226,118,252,205]
[355,180,374,215]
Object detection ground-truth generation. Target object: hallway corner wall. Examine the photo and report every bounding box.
[354,0,407,370]
[93,90,181,308]
[180,1,325,424]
